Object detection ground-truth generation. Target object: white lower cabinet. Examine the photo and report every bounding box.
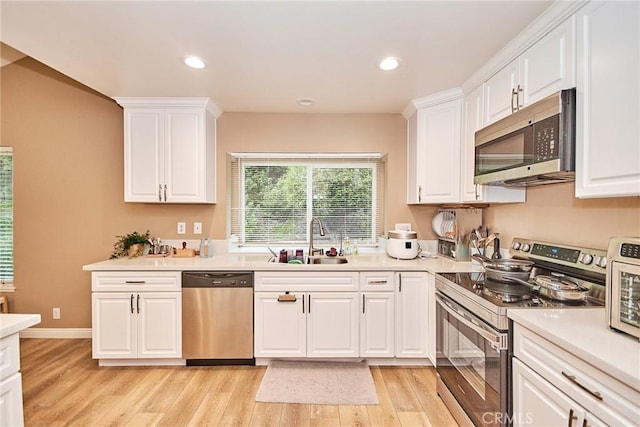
[0,334,23,427]
[513,358,606,427]
[253,272,360,358]
[512,323,639,426]
[395,272,429,358]
[253,292,359,358]
[91,271,182,362]
[361,292,395,357]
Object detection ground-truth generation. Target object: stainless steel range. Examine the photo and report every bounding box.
[435,237,607,427]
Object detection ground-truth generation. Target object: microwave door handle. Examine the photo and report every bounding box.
[436,293,508,350]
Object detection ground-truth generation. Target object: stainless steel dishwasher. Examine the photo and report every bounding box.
[182,271,254,365]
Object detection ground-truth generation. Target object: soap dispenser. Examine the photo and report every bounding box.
[199,238,213,258]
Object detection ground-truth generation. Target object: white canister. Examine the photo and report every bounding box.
[386,230,420,259]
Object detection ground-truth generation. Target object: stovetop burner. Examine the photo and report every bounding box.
[481,280,532,303]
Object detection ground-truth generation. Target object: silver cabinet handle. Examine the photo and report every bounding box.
[163,184,167,202]
[367,280,388,285]
[130,294,134,314]
[418,185,422,203]
[362,294,366,314]
[516,84,523,110]
[158,185,162,202]
[511,87,518,113]
[308,295,311,313]
[125,280,146,284]
[136,294,141,314]
[562,371,603,401]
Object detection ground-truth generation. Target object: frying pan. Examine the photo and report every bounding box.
[483,265,533,283]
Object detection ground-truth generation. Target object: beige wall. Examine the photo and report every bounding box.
[1,57,638,329]
[485,183,640,250]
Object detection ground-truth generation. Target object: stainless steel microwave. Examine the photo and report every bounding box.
[607,237,640,340]
[474,88,576,187]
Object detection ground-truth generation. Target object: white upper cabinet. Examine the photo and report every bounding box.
[460,86,525,203]
[406,90,462,204]
[484,17,576,125]
[575,1,640,198]
[116,97,220,203]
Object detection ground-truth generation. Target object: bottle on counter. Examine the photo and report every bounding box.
[199,237,213,258]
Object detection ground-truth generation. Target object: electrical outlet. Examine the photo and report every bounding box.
[193,222,202,234]
[53,307,61,319]
[177,222,186,235]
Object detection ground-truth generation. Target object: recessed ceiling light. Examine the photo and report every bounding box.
[379,57,400,71]
[184,55,206,69]
[297,98,314,107]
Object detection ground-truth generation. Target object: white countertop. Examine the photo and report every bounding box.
[83,253,483,274]
[0,314,41,339]
[508,308,640,391]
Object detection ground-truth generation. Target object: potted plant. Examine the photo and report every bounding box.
[110,230,152,259]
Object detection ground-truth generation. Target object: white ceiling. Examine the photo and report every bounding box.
[0,1,551,113]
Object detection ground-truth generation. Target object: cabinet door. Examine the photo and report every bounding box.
[124,109,164,202]
[254,292,306,358]
[484,60,519,124]
[92,293,136,359]
[521,17,576,106]
[395,272,428,358]
[513,358,587,427]
[307,293,359,357]
[360,292,394,357]
[0,373,23,427]
[164,108,208,203]
[416,100,462,204]
[575,1,640,198]
[137,292,182,358]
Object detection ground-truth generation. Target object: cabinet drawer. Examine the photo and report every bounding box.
[513,324,640,426]
[360,271,395,291]
[0,334,20,380]
[92,271,181,292]
[255,272,359,292]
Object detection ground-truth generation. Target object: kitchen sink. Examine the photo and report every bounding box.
[309,257,348,264]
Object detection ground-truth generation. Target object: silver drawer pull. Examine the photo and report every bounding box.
[367,280,388,284]
[562,371,603,401]
[125,280,146,284]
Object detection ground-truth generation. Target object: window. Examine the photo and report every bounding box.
[0,147,13,288]
[229,153,385,248]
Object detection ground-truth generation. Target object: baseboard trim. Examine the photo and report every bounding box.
[20,328,92,339]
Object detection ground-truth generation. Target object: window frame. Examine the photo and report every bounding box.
[229,153,385,251]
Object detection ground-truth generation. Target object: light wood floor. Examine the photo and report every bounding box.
[19,339,458,426]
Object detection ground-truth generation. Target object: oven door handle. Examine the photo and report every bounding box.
[436,293,508,351]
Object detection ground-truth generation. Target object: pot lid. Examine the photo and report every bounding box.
[533,275,587,291]
[388,230,417,239]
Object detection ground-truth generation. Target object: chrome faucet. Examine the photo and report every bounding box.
[309,217,326,257]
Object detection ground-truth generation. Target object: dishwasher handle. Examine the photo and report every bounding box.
[182,271,254,288]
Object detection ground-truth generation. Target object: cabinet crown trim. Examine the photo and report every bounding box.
[114,97,222,118]
[403,87,463,118]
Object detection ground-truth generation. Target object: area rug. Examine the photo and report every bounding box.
[255,360,379,405]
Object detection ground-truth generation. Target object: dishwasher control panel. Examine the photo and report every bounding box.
[182,271,254,288]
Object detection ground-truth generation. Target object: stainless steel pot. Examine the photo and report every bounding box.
[507,275,589,302]
[472,254,534,272]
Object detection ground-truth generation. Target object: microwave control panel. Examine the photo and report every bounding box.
[620,243,640,260]
[533,115,560,161]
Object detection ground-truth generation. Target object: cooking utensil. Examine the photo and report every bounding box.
[483,265,533,283]
[507,274,589,302]
[472,254,534,272]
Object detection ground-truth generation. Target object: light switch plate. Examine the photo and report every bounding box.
[193,222,202,234]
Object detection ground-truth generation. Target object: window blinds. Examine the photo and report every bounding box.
[0,147,13,284]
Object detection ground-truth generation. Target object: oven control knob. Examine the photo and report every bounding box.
[521,243,531,252]
[580,253,594,265]
[596,256,607,268]
[512,242,522,250]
